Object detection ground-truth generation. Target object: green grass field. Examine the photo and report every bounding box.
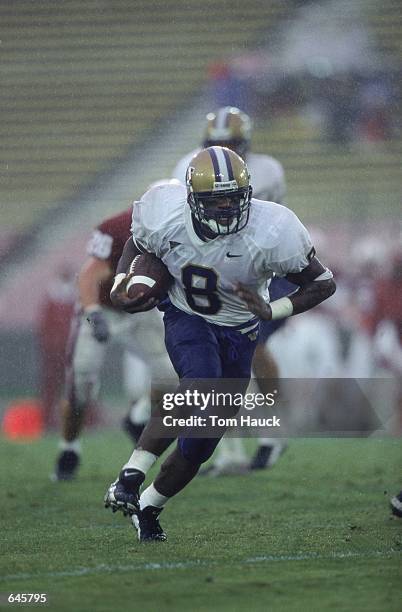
[1,433,401,612]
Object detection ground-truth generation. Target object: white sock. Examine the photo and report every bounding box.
[129,395,151,425]
[227,438,248,462]
[59,439,81,454]
[140,483,169,510]
[124,449,157,474]
[214,437,247,467]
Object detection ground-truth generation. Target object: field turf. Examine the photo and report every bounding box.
[0,433,401,611]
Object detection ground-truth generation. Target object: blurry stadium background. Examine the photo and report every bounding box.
[0,0,401,432]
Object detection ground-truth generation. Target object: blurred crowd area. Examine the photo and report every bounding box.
[210,60,400,148]
[208,0,401,149]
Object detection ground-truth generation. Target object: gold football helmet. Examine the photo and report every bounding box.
[202,107,252,159]
[186,146,252,237]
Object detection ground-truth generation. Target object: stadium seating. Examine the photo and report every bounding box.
[368,0,402,57]
[252,0,402,224]
[1,0,284,247]
[253,115,402,223]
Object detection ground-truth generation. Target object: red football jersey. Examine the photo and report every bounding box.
[86,208,132,308]
[372,278,402,342]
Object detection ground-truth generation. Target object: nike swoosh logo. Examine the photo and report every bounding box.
[226,252,243,258]
[122,470,137,479]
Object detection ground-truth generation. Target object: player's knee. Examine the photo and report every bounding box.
[178,437,220,465]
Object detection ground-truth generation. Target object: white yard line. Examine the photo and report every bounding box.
[1,550,400,583]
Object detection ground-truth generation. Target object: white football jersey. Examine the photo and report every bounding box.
[131,183,312,327]
[172,148,286,203]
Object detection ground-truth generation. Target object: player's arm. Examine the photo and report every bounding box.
[283,257,335,316]
[115,237,142,274]
[79,256,112,309]
[237,257,336,321]
[110,238,157,312]
[78,256,112,342]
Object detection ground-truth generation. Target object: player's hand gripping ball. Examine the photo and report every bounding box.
[111,253,173,313]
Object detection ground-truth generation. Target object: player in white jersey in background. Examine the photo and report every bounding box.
[172,106,291,474]
[172,106,286,203]
[104,146,335,541]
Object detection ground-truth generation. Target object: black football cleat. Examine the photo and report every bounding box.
[132,506,167,542]
[52,449,80,481]
[104,468,145,517]
[122,416,145,444]
[250,440,287,470]
[390,490,402,518]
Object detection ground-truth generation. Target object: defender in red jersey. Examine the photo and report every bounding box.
[53,208,176,481]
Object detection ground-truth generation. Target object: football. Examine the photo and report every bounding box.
[126,252,173,309]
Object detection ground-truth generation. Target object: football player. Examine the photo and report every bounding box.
[104,146,336,541]
[172,106,286,202]
[53,206,176,481]
[369,250,402,516]
[172,106,292,473]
